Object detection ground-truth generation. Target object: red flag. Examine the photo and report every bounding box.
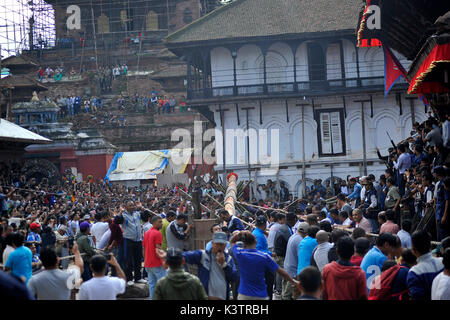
[383,46,408,97]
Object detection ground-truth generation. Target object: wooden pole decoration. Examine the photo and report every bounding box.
[224,172,238,217]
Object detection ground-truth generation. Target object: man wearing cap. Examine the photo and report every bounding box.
[183,232,238,300]
[76,221,96,281]
[282,222,309,300]
[153,248,208,300]
[27,222,42,254]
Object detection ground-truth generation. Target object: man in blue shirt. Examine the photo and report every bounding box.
[297,226,319,275]
[229,230,297,300]
[360,232,397,291]
[252,216,271,255]
[347,178,362,207]
[5,232,33,284]
[219,209,245,235]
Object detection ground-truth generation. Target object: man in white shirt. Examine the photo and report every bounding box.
[432,248,450,300]
[78,253,126,300]
[90,212,110,249]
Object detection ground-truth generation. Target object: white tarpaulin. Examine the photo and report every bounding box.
[106,148,192,182]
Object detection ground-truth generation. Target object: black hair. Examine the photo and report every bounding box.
[269,211,277,220]
[319,220,332,233]
[401,249,417,266]
[339,211,348,219]
[210,223,220,233]
[141,210,150,222]
[308,225,320,238]
[90,255,107,273]
[318,211,327,219]
[398,144,406,153]
[11,232,24,247]
[166,210,177,218]
[378,211,387,223]
[305,206,313,214]
[286,213,296,223]
[40,247,58,268]
[381,259,397,272]
[336,236,354,260]
[443,248,450,270]
[218,209,229,216]
[330,229,347,243]
[401,220,412,233]
[151,215,162,224]
[276,213,286,222]
[336,193,347,202]
[298,266,322,294]
[376,232,398,248]
[387,177,396,185]
[355,237,371,255]
[94,212,103,222]
[411,230,431,255]
[176,213,188,221]
[385,209,395,221]
[352,227,367,240]
[329,208,339,216]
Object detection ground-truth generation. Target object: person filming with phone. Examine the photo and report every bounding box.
[77,252,126,300]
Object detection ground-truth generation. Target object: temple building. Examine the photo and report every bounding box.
[165,0,428,196]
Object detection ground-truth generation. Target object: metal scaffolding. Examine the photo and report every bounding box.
[0,0,56,58]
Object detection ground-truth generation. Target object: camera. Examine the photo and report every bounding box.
[103,252,112,261]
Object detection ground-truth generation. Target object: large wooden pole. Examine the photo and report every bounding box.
[224,172,238,217]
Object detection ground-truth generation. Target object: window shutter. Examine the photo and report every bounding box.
[320,112,332,154]
[330,112,343,154]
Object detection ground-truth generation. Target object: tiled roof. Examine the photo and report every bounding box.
[166,0,363,44]
[0,75,48,90]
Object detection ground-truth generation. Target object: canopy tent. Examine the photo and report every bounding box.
[104,148,193,182]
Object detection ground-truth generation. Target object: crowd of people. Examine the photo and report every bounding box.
[0,110,449,301]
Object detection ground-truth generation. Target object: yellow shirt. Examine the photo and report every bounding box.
[161,219,170,251]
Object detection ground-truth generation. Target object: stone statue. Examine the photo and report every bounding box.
[31,91,39,102]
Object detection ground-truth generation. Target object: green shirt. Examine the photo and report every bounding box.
[385,186,400,209]
[153,267,208,300]
[161,219,170,251]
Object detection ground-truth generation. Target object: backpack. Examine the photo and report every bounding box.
[368,265,408,300]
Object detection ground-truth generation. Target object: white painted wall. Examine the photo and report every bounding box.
[210,46,234,88]
[208,93,427,196]
[208,39,395,89]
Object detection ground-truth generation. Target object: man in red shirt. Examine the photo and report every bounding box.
[143,215,166,299]
[322,236,368,300]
